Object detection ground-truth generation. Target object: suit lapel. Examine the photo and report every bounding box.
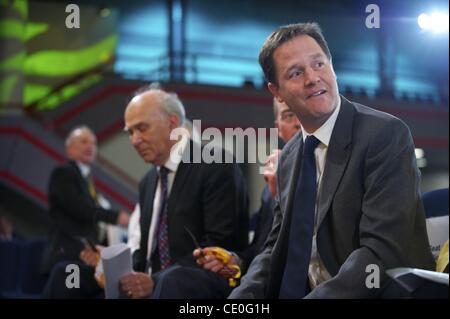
[316,96,354,229]
[167,161,189,225]
[272,132,303,268]
[167,140,198,221]
[69,160,91,200]
[279,132,303,226]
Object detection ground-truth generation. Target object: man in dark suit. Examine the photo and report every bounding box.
[116,85,248,298]
[229,22,434,299]
[41,126,129,298]
[42,126,129,274]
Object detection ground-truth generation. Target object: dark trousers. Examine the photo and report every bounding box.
[42,260,103,299]
[152,264,233,299]
[42,261,231,299]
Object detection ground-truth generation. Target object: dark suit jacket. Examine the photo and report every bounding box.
[133,141,249,272]
[230,96,435,299]
[239,186,274,272]
[42,161,119,273]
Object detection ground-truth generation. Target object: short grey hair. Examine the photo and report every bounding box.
[133,82,186,126]
[65,125,95,146]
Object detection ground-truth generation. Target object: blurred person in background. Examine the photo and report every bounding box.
[42,125,129,298]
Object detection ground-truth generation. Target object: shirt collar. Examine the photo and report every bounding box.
[302,95,341,147]
[159,135,189,173]
[76,161,91,178]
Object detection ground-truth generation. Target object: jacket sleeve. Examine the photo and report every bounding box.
[201,162,249,252]
[229,198,282,299]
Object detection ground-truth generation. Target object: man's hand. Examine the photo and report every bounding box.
[119,272,154,299]
[79,245,103,267]
[193,247,240,278]
[117,211,130,226]
[264,149,282,198]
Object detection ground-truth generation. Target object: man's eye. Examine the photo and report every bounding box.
[290,71,302,78]
[137,125,148,133]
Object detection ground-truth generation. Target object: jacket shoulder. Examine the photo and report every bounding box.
[50,162,79,179]
[139,167,157,190]
[352,101,409,132]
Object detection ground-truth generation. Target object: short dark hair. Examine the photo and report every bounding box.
[259,22,331,85]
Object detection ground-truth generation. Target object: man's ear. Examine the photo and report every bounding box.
[268,82,284,103]
[168,113,181,130]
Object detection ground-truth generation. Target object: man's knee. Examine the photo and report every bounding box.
[43,261,100,299]
[152,265,230,299]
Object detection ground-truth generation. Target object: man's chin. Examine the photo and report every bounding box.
[309,100,336,117]
[142,154,157,164]
[81,158,95,165]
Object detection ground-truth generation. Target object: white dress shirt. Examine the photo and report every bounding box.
[77,161,120,244]
[301,96,341,290]
[127,203,141,254]
[145,137,188,274]
[76,161,91,178]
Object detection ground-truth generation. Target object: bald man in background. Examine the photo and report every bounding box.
[42,126,129,298]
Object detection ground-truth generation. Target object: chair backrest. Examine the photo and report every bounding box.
[422,188,449,260]
[0,239,21,294]
[0,238,48,298]
[18,238,48,294]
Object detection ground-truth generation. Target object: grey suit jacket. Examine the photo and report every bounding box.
[229,96,435,299]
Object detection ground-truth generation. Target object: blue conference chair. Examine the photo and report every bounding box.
[0,238,48,299]
[381,189,449,299]
[422,188,449,260]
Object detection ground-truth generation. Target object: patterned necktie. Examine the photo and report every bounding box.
[279,135,321,299]
[87,174,99,207]
[157,166,171,270]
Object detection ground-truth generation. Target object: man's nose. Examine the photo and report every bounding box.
[304,68,320,86]
[86,143,96,151]
[131,133,141,146]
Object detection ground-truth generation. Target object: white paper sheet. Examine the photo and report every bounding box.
[101,243,133,299]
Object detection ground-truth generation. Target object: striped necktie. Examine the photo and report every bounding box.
[157,166,171,270]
